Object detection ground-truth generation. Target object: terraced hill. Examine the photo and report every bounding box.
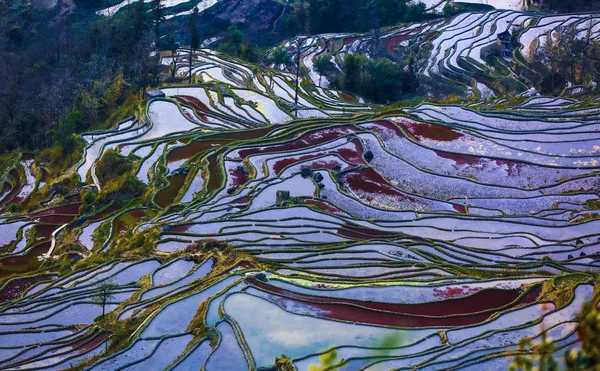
[278,10,600,98]
[0,44,599,370]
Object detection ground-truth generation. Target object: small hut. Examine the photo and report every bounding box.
[144,90,166,100]
[497,31,513,59]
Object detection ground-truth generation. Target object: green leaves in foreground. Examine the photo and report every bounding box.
[510,301,600,371]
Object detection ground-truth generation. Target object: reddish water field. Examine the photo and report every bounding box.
[341,168,418,202]
[0,274,54,302]
[238,126,358,159]
[250,278,543,327]
[397,119,464,142]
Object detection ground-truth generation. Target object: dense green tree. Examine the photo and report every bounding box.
[362,58,404,103]
[269,46,292,66]
[338,53,419,103]
[132,0,150,39]
[151,0,164,44]
[341,54,362,92]
[0,0,158,154]
[302,0,426,34]
[240,44,261,64]
[53,110,80,153]
[313,53,332,87]
[228,25,244,56]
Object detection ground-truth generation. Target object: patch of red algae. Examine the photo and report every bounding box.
[87,202,122,221]
[232,196,252,204]
[397,118,464,142]
[170,224,191,233]
[433,285,481,299]
[34,224,62,240]
[248,278,542,327]
[66,329,111,354]
[342,168,417,202]
[166,140,229,163]
[453,204,467,213]
[434,151,527,176]
[229,168,247,186]
[384,34,409,50]
[424,32,439,43]
[434,150,481,166]
[303,160,344,171]
[343,36,361,45]
[175,96,210,121]
[34,215,78,224]
[493,158,526,177]
[0,274,54,302]
[238,126,358,158]
[360,120,405,139]
[336,222,402,240]
[31,203,82,217]
[273,140,366,174]
[274,156,342,175]
[181,107,199,122]
[304,199,343,214]
[336,139,366,164]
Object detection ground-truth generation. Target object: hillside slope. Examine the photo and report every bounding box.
[0,47,598,369]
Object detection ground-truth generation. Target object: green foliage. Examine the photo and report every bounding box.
[0,0,155,153]
[92,220,110,250]
[527,24,600,95]
[340,54,418,103]
[566,301,600,370]
[151,0,165,39]
[300,0,428,35]
[537,0,600,13]
[269,46,293,66]
[189,6,200,50]
[80,187,98,213]
[509,332,559,371]
[100,174,147,203]
[95,150,134,184]
[53,110,81,153]
[274,355,295,371]
[313,53,332,86]
[341,54,362,92]
[309,349,338,371]
[361,58,404,103]
[94,149,146,204]
[239,45,261,64]
[510,300,600,371]
[228,25,244,55]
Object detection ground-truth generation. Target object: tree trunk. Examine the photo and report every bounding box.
[580,16,593,85]
[189,48,193,84]
[171,50,177,82]
[294,39,301,117]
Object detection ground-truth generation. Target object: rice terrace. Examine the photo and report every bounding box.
[1,0,600,369]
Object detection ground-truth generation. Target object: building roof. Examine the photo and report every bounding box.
[145,90,166,99]
[497,31,511,41]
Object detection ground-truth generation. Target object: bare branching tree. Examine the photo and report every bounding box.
[92,280,118,319]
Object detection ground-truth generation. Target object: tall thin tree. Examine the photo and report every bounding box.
[152,0,164,48]
[93,280,118,319]
[170,37,179,82]
[294,37,302,117]
[189,6,199,84]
